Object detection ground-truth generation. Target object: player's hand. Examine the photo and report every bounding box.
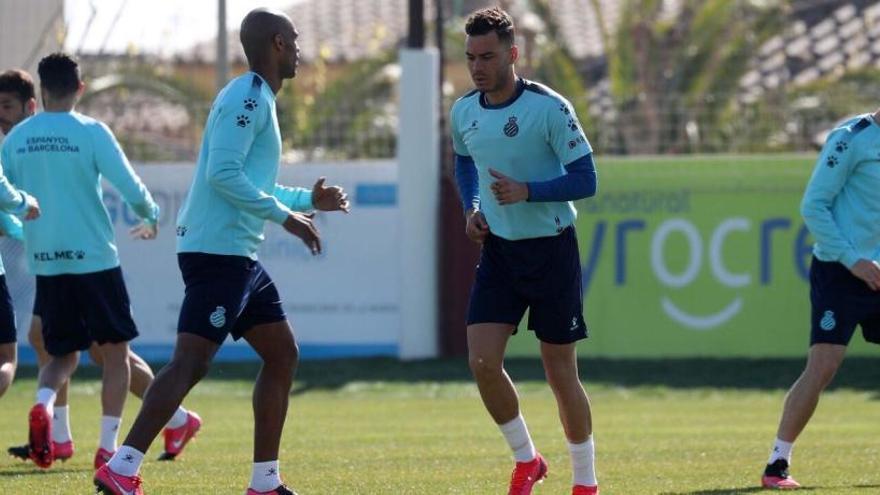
[850,259,880,291]
[465,208,489,243]
[283,211,321,255]
[489,168,529,205]
[130,221,158,240]
[311,177,351,213]
[22,195,40,221]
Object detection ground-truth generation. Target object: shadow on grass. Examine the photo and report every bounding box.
[0,465,90,477]
[662,489,816,494]
[665,486,880,494]
[12,357,880,394]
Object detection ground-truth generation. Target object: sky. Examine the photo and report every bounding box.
[63,0,302,56]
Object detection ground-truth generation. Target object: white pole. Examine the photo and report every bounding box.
[216,0,229,91]
[397,48,440,360]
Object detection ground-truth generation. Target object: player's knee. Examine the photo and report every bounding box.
[265,341,298,377]
[468,354,503,379]
[87,346,104,367]
[806,354,842,387]
[181,356,212,384]
[27,325,41,348]
[0,357,15,396]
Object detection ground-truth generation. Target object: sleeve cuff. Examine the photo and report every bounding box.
[841,251,861,269]
[12,191,29,216]
[294,190,313,212]
[269,204,293,225]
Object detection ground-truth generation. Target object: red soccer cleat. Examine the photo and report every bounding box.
[573,484,599,495]
[8,440,74,462]
[761,458,801,489]
[508,453,548,495]
[245,485,298,495]
[94,447,114,469]
[28,404,53,468]
[94,464,144,495]
[159,410,202,460]
[53,440,75,461]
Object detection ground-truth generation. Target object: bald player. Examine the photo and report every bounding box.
[95,8,349,495]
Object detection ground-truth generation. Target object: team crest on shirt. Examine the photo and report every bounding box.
[210,306,227,328]
[503,116,519,137]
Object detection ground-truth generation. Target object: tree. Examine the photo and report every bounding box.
[608,0,785,154]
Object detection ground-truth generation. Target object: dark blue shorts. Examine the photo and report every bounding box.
[810,257,880,346]
[467,226,588,345]
[0,275,17,344]
[177,253,286,345]
[36,267,139,356]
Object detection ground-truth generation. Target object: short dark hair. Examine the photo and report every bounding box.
[37,52,81,97]
[465,7,515,46]
[0,69,36,103]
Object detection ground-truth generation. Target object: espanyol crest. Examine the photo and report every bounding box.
[503,116,519,137]
[210,306,227,328]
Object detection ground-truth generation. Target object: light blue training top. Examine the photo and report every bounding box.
[802,114,880,268]
[176,72,313,259]
[450,78,592,240]
[0,111,158,275]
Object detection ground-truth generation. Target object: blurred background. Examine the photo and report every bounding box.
[2,0,880,362]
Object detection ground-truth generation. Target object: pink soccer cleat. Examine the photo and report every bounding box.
[7,440,74,462]
[245,485,298,494]
[28,404,53,468]
[94,447,114,469]
[159,410,202,460]
[573,484,599,494]
[94,464,144,495]
[508,453,548,495]
[762,459,801,489]
[53,440,75,461]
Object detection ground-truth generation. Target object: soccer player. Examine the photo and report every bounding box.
[0,74,41,400]
[95,9,349,495]
[760,113,880,489]
[0,68,201,467]
[450,7,599,495]
[1,53,172,471]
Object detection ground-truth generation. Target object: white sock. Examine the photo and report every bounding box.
[499,414,537,463]
[99,416,122,452]
[35,387,57,417]
[51,406,72,443]
[108,445,144,476]
[768,438,793,464]
[569,436,597,486]
[250,460,282,492]
[165,406,189,429]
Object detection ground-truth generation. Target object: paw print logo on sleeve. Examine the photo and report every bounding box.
[243,98,258,111]
[236,115,251,128]
[834,140,848,154]
[825,155,839,168]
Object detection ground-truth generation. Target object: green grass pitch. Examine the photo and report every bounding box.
[0,356,878,494]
